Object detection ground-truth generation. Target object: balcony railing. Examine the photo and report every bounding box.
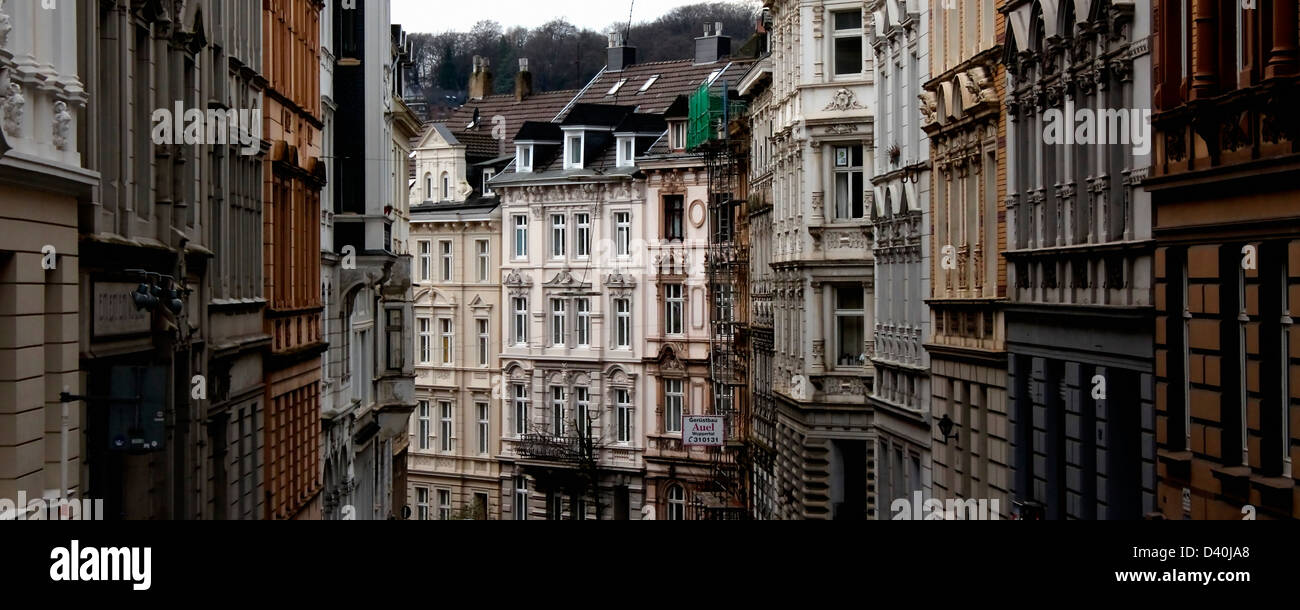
[515,434,583,462]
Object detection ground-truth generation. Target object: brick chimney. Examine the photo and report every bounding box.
[607,32,637,72]
[469,55,493,100]
[515,58,534,102]
[695,22,731,64]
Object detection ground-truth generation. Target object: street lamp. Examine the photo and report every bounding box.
[937,413,959,443]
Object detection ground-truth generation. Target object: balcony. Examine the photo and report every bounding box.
[515,434,584,462]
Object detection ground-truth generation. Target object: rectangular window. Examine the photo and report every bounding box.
[476,239,490,282]
[417,487,430,520]
[514,477,528,520]
[834,145,865,219]
[476,402,490,455]
[386,308,404,370]
[439,240,453,282]
[615,298,632,349]
[616,389,632,443]
[513,298,529,345]
[548,492,564,520]
[518,146,533,172]
[477,318,490,367]
[513,384,529,436]
[440,318,454,365]
[670,122,686,151]
[551,387,566,436]
[665,284,684,335]
[438,489,451,520]
[440,401,453,452]
[663,195,684,241]
[566,134,583,169]
[513,215,528,259]
[835,285,866,367]
[616,212,631,257]
[418,400,431,450]
[575,213,590,258]
[617,138,635,167]
[575,387,591,438]
[551,298,567,346]
[551,215,567,259]
[419,317,432,364]
[665,379,683,433]
[419,240,432,281]
[833,10,863,77]
[714,383,734,415]
[576,298,591,347]
[482,168,495,195]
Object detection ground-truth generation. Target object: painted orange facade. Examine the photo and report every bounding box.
[263,0,327,520]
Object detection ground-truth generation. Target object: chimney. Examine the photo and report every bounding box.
[515,58,534,102]
[607,32,638,72]
[469,55,493,100]
[695,22,732,65]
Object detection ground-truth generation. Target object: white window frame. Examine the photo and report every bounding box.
[514,477,528,520]
[615,212,631,257]
[575,213,590,259]
[513,297,529,346]
[441,172,451,201]
[417,487,430,520]
[439,239,453,282]
[670,121,686,151]
[439,317,454,365]
[424,173,433,201]
[576,298,590,347]
[476,239,490,282]
[438,489,451,520]
[439,400,454,452]
[565,134,584,170]
[665,284,684,336]
[513,384,529,437]
[418,240,432,282]
[616,137,635,167]
[517,145,533,173]
[513,215,529,260]
[551,298,567,347]
[833,145,866,220]
[476,402,490,455]
[477,318,490,367]
[418,317,433,364]
[418,400,431,450]
[616,388,632,444]
[667,485,685,520]
[834,285,866,368]
[551,386,566,437]
[665,378,683,433]
[831,8,864,78]
[575,387,591,438]
[482,168,495,195]
[615,298,632,349]
[551,214,567,259]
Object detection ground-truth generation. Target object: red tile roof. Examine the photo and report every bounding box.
[561,58,754,120]
[443,89,580,158]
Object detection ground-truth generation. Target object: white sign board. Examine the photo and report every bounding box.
[683,415,725,447]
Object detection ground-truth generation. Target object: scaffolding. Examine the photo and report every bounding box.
[689,73,752,518]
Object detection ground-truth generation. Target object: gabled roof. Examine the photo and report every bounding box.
[559,58,754,120]
[441,89,580,157]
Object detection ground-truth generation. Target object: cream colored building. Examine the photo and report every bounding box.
[407,200,503,519]
[0,0,95,510]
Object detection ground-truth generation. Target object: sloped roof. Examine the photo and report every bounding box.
[559,58,753,120]
[444,89,580,158]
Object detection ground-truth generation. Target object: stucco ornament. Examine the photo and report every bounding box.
[2,82,24,138]
[823,88,864,111]
[53,100,71,150]
[0,0,11,49]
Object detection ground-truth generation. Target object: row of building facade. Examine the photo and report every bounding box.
[1,0,415,520]
[403,0,1300,520]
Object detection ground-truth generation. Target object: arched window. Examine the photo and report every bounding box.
[424,173,433,201]
[666,485,685,520]
[441,172,451,201]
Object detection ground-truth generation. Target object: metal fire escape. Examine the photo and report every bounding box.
[689,71,751,519]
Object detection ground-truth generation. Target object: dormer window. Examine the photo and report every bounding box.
[517,145,533,173]
[565,134,584,170]
[669,121,687,151]
[482,168,495,195]
[616,137,635,168]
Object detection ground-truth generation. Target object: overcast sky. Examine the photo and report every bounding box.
[392,0,751,34]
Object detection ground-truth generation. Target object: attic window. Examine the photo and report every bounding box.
[517,145,533,173]
[707,70,722,85]
[607,79,629,95]
[565,134,584,170]
[638,75,660,93]
[616,137,635,168]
